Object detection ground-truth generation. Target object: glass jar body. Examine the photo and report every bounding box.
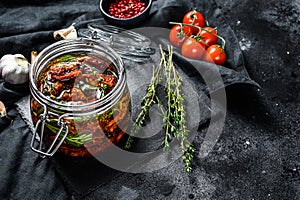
[29,38,131,157]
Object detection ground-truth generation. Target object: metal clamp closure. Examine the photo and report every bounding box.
[30,107,69,157]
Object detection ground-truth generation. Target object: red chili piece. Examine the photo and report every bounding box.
[108,0,146,19]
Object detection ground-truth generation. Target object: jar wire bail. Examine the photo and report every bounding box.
[30,104,69,157]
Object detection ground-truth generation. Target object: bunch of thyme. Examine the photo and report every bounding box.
[159,46,195,172]
[125,45,195,172]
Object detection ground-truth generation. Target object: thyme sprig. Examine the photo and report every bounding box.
[45,120,93,147]
[159,46,195,172]
[125,45,195,172]
[125,62,163,149]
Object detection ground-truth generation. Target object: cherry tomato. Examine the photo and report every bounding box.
[183,10,205,34]
[199,27,218,47]
[169,25,192,47]
[181,37,206,60]
[203,44,227,65]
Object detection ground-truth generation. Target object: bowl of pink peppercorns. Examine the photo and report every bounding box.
[99,0,152,28]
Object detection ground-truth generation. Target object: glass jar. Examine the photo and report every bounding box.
[29,38,131,157]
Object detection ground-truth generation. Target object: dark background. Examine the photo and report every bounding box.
[0,0,299,199]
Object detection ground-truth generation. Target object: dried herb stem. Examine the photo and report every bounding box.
[125,63,163,149]
[161,46,195,172]
[45,120,92,147]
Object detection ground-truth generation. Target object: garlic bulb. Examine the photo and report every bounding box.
[0,54,30,84]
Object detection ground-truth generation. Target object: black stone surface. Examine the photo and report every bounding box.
[0,0,299,199]
[211,0,300,199]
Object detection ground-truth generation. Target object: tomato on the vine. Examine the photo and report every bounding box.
[203,44,227,65]
[183,10,205,34]
[181,37,206,60]
[198,27,218,47]
[169,25,192,47]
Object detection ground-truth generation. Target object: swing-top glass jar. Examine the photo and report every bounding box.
[29,38,131,157]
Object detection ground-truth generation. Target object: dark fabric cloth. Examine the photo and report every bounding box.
[1,0,298,199]
[0,114,69,199]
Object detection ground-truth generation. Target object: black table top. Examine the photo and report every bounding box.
[0,0,299,199]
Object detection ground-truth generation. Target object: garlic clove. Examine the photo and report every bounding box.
[15,54,29,67]
[31,51,38,64]
[0,101,6,118]
[53,24,78,41]
[0,54,30,84]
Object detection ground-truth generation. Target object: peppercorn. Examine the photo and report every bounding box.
[109,0,146,19]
